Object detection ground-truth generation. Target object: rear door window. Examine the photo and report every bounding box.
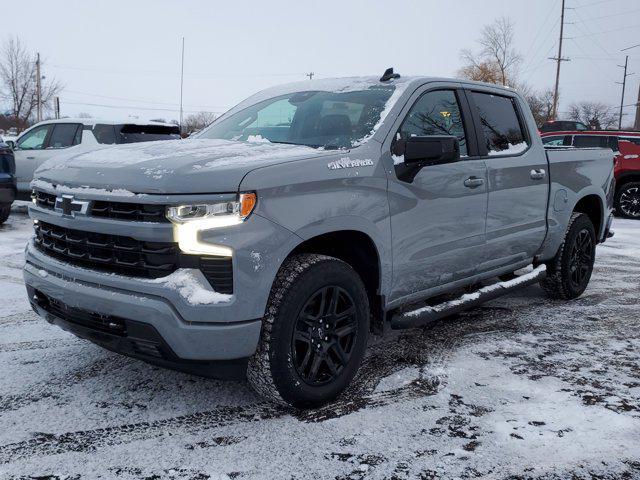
[471,92,529,156]
[47,123,82,148]
[93,124,117,144]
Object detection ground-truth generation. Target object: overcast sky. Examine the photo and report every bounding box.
[6,0,640,125]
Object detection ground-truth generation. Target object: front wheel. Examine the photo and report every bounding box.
[615,182,640,219]
[247,254,369,408]
[540,212,596,300]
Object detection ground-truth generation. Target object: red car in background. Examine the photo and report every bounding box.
[541,130,640,219]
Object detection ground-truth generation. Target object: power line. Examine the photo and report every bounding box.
[572,6,640,22]
[64,89,226,110]
[566,24,640,39]
[573,0,619,8]
[61,100,225,115]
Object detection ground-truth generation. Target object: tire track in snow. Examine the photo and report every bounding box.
[0,306,522,463]
[0,355,130,413]
[0,338,78,353]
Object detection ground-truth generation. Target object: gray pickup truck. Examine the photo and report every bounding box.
[24,70,615,408]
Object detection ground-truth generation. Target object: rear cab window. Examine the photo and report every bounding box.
[542,135,572,146]
[117,124,181,143]
[471,91,529,156]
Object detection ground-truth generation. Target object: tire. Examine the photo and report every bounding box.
[615,182,640,219]
[540,212,596,300]
[0,204,10,225]
[247,253,370,408]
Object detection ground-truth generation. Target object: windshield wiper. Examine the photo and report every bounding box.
[269,140,344,150]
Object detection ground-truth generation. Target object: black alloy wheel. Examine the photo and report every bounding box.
[292,286,358,386]
[569,228,594,290]
[618,184,640,218]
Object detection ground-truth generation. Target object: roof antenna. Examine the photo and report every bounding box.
[380,67,400,82]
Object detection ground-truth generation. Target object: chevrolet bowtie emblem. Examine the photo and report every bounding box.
[54,195,90,217]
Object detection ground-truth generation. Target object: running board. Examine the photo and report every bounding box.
[390,265,547,330]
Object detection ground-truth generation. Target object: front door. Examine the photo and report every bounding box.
[387,87,488,304]
[14,124,53,192]
[467,90,549,270]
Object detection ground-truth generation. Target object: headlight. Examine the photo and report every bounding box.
[167,193,256,256]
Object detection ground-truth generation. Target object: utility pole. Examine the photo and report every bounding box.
[35,52,42,123]
[634,83,640,131]
[54,97,60,119]
[621,44,640,131]
[550,0,570,120]
[306,72,314,80]
[616,56,633,130]
[179,37,185,134]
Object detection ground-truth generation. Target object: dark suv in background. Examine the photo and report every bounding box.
[541,130,640,218]
[539,120,588,133]
[0,139,16,225]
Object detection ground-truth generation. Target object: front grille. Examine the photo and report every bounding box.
[33,221,234,293]
[33,190,56,209]
[32,190,168,223]
[35,290,127,336]
[34,221,179,278]
[91,200,167,223]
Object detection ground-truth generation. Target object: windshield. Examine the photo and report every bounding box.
[198,87,395,149]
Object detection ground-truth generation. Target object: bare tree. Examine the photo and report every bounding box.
[183,111,217,134]
[0,37,63,130]
[567,102,617,130]
[526,88,556,127]
[458,17,522,87]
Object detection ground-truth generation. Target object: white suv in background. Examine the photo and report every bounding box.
[9,119,181,198]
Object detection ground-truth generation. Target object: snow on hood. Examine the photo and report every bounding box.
[33,138,323,195]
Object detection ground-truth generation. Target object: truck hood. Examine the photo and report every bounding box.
[34,138,326,194]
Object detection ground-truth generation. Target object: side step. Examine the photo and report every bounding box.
[390,265,547,330]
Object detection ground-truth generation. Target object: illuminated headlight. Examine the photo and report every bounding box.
[167,193,256,256]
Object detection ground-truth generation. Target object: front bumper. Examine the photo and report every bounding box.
[0,175,16,203]
[24,254,262,368]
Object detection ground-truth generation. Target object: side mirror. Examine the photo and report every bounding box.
[4,140,15,150]
[395,135,460,166]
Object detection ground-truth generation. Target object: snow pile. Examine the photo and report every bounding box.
[149,269,232,305]
[403,264,546,318]
[488,141,528,156]
[31,179,136,197]
[36,138,319,173]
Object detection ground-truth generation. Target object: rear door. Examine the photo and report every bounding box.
[386,84,488,303]
[467,89,549,271]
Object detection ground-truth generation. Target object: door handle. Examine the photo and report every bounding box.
[464,176,485,188]
[26,156,35,160]
[530,168,546,180]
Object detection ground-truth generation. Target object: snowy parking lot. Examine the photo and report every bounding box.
[1,203,639,479]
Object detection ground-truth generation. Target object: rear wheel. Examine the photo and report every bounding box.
[615,182,640,219]
[247,254,369,408]
[540,213,596,300]
[0,204,10,225]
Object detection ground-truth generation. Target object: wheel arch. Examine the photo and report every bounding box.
[573,194,604,236]
[285,229,385,333]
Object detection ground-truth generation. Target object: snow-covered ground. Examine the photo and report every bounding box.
[1,204,639,479]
